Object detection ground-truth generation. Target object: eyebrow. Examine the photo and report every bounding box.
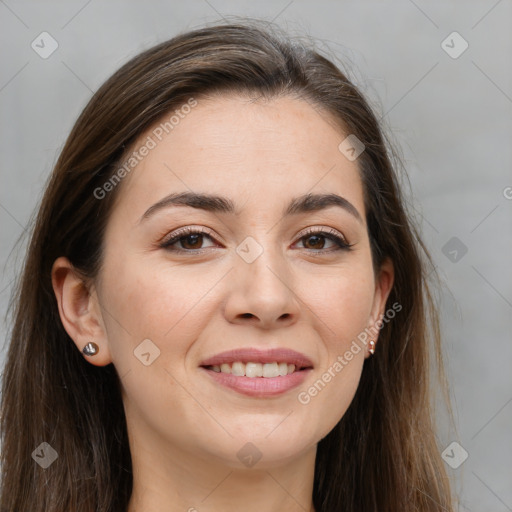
[140,191,363,224]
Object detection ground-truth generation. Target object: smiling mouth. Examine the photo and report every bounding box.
[202,361,312,378]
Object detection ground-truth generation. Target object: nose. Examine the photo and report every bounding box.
[223,244,300,330]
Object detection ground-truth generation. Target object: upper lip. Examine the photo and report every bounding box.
[200,348,314,369]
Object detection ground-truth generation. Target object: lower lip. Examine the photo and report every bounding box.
[200,367,312,397]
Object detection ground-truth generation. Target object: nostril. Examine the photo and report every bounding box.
[240,313,254,319]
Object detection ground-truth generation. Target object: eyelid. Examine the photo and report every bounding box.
[159,225,219,247]
[295,226,349,245]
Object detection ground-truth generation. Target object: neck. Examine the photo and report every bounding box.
[126,435,317,512]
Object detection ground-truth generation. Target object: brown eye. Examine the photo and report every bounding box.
[160,228,217,252]
[180,233,204,250]
[302,234,326,250]
[295,229,353,253]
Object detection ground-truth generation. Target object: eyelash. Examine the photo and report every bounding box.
[159,226,353,254]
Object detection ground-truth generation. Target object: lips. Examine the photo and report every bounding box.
[199,348,314,397]
[200,348,314,369]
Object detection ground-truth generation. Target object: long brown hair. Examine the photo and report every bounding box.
[1,19,454,511]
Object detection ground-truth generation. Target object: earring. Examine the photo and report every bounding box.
[82,342,99,356]
[369,340,376,356]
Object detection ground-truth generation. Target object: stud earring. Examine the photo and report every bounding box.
[82,342,99,356]
[368,340,376,356]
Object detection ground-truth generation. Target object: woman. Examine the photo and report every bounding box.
[0,19,454,511]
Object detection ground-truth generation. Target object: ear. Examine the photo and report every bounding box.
[366,257,395,357]
[51,256,112,366]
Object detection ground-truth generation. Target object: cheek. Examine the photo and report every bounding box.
[98,257,224,450]
[296,356,364,447]
[303,262,375,348]
[98,255,227,368]
[294,274,372,440]
[291,262,373,428]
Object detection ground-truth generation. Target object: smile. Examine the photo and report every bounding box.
[206,361,300,377]
[200,348,313,397]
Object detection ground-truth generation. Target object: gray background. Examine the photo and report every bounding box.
[1,1,511,510]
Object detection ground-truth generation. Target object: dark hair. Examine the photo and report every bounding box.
[1,19,454,511]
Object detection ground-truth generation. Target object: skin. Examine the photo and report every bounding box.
[52,94,394,512]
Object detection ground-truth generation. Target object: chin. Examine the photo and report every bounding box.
[200,425,318,470]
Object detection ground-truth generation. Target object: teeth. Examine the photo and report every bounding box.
[246,362,263,378]
[220,363,231,374]
[210,361,299,377]
[262,362,278,378]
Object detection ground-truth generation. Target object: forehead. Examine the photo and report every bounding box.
[111,93,365,222]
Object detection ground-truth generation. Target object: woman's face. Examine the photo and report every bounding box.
[90,94,393,468]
